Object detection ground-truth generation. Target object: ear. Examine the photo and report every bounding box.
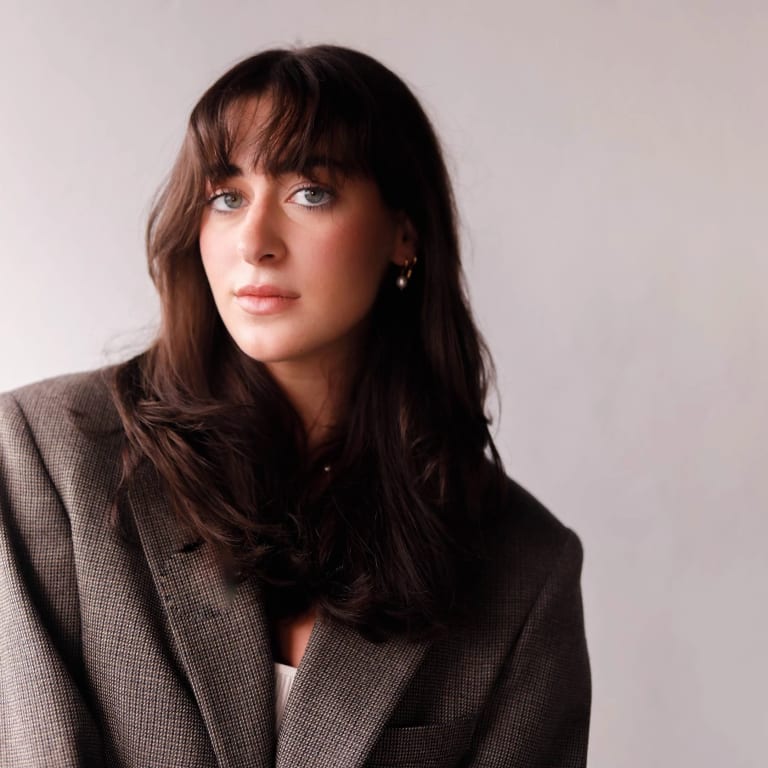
[391,213,418,266]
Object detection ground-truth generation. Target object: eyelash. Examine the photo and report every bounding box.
[292,185,335,209]
[205,184,335,212]
[206,189,243,211]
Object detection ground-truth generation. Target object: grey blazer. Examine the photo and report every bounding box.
[0,367,590,767]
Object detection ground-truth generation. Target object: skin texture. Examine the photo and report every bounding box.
[273,608,318,668]
[199,101,414,447]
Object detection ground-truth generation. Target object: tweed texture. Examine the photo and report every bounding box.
[0,367,590,767]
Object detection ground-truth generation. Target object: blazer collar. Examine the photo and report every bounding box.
[129,460,276,768]
[130,460,430,768]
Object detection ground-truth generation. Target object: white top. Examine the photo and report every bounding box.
[274,662,298,735]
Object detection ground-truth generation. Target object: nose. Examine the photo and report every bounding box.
[236,196,286,264]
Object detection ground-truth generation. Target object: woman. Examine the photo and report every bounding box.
[0,45,590,766]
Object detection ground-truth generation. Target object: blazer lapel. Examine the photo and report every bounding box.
[129,461,275,768]
[276,618,430,768]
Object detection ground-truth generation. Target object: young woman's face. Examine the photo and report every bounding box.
[199,104,413,382]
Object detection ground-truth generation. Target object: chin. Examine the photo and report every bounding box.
[230,337,302,366]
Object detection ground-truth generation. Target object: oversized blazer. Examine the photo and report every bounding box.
[0,366,591,767]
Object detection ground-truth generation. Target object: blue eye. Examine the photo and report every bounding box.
[292,186,333,208]
[208,191,244,211]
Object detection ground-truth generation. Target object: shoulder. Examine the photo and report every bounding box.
[1,365,122,446]
[476,474,584,619]
[0,365,126,503]
[499,475,581,562]
[2,365,120,427]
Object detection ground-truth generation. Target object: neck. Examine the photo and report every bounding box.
[266,359,354,452]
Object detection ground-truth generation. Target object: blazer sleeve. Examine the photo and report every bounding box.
[464,530,591,767]
[0,392,105,766]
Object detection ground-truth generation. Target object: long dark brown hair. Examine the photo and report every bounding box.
[111,45,508,641]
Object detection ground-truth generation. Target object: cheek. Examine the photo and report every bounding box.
[199,251,216,293]
[322,219,394,286]
[199,233,229,294]
[313,249,388,315]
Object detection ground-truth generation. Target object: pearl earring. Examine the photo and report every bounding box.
[396,257,417,290]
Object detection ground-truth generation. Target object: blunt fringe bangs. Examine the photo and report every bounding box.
[111,45,509,642]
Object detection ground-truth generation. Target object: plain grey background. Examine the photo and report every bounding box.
[1,1,766,766]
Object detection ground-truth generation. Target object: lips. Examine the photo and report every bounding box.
[235,284,299,299]
[234,284,299,316]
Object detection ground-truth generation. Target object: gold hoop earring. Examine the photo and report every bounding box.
[396,257,417,290]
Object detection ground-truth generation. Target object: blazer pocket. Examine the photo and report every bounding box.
[365,717,475,767]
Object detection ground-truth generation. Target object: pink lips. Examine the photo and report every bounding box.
[234,284,299,315]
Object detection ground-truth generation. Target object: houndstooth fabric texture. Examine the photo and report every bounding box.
[0,367,590,767]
